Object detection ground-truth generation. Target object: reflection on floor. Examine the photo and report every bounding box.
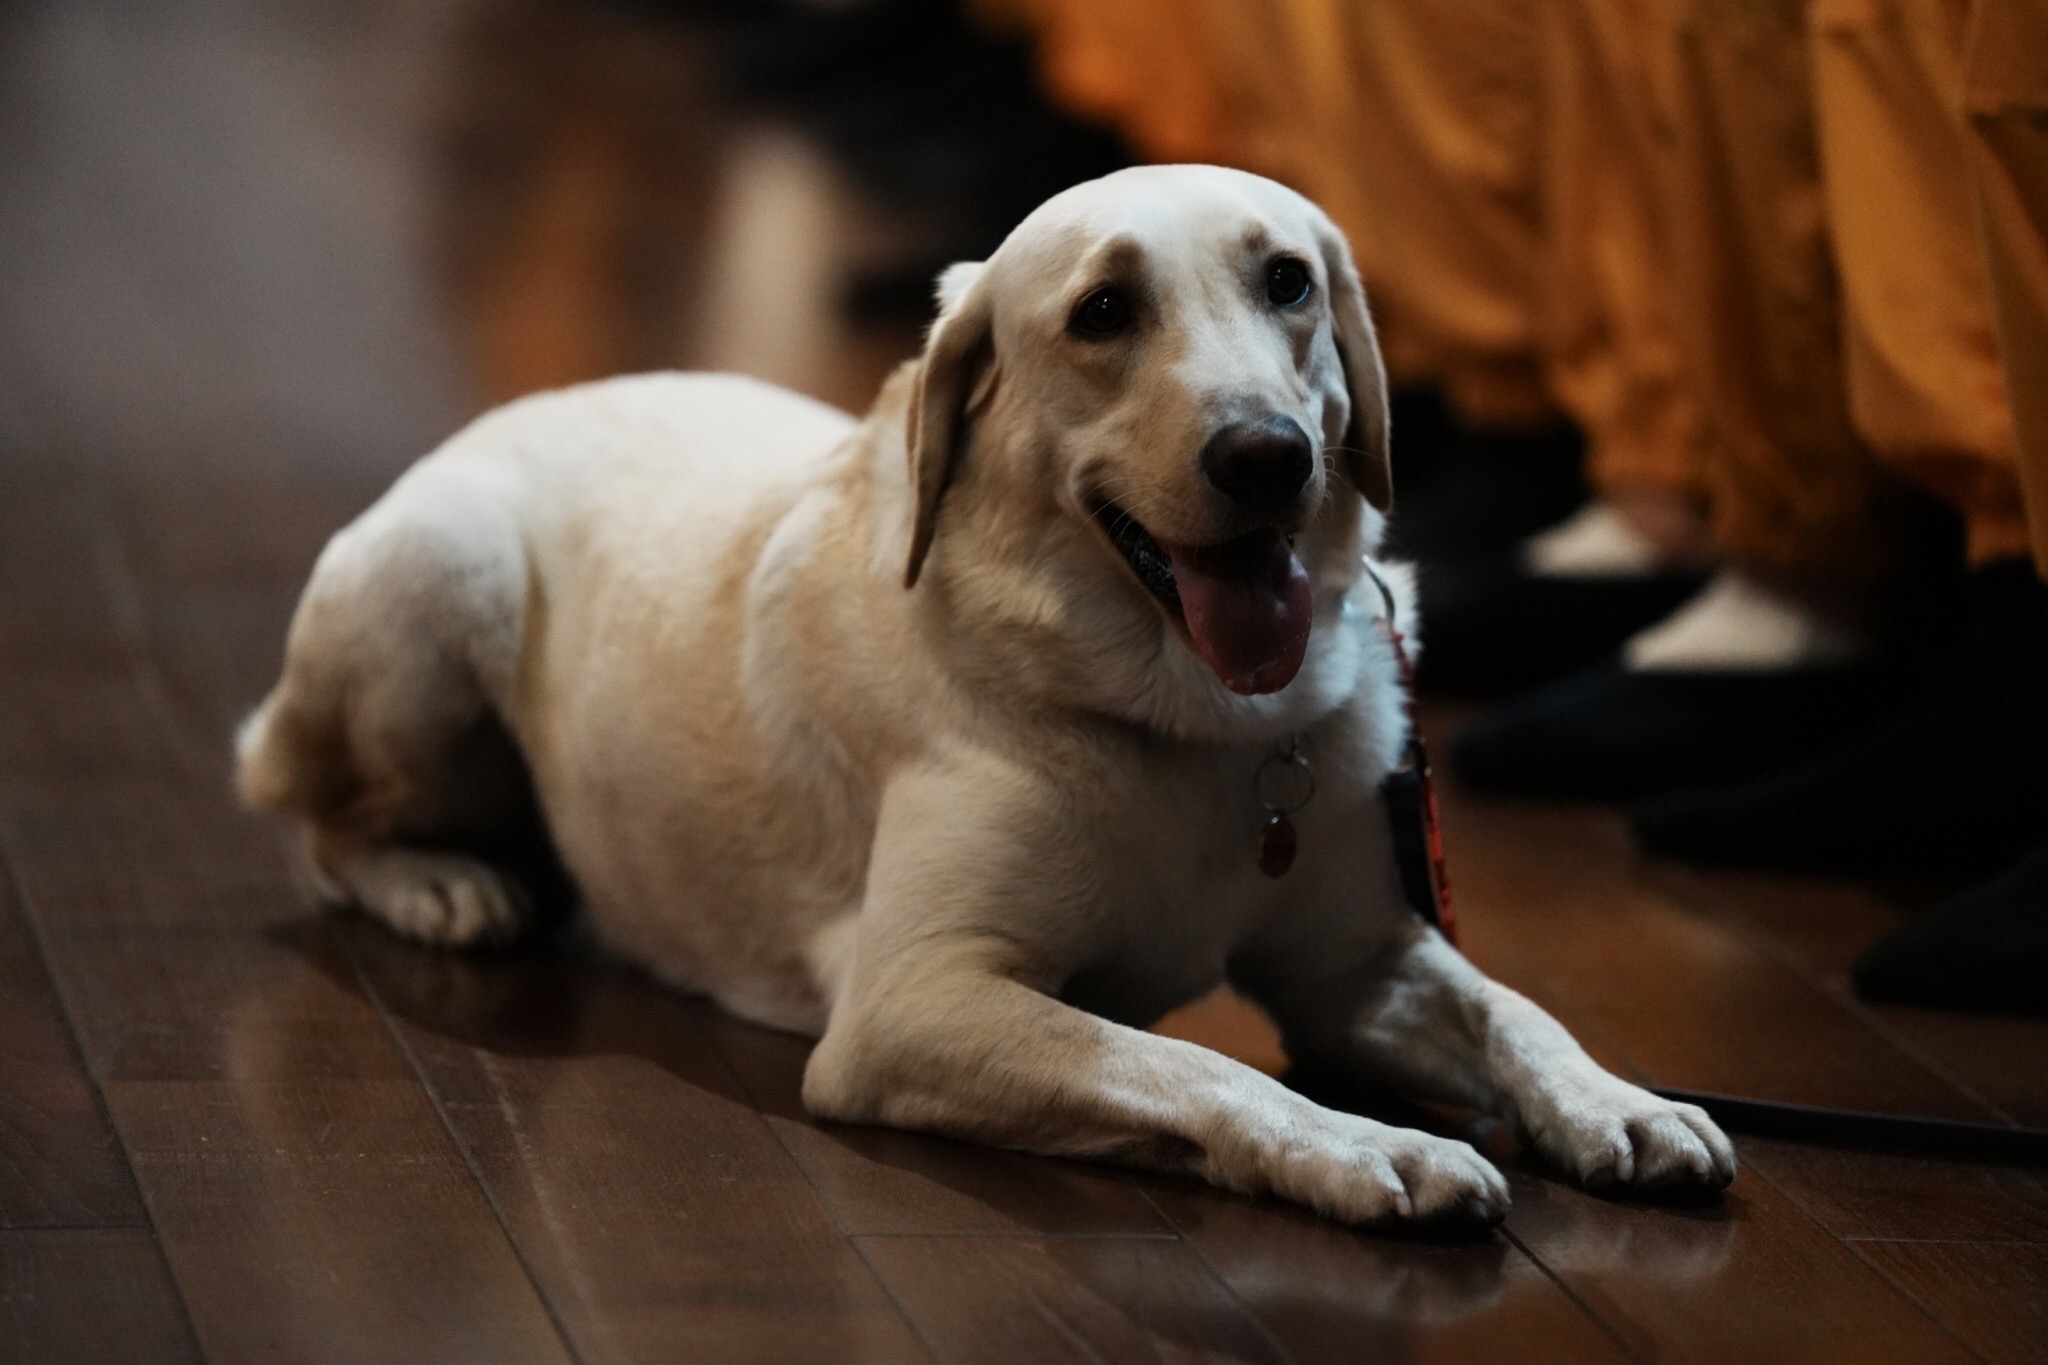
[1,3,2044,1363]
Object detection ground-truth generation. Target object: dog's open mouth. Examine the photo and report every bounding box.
[1091,499,1313,696]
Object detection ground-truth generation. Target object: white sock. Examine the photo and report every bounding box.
[1520,503,1663,578]
[1624,569,1866,672]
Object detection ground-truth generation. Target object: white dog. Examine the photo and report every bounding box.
[238,165,1734,1228]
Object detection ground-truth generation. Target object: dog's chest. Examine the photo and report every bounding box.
[1058,873,1260,1028]
[1052,740,1373,1029]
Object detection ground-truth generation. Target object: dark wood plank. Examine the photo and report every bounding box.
[704,1006,1173,1237]
[0,483,231,805]
[0,782,302,935]
[0,669,196,792]
[0,588,571,1360]
[105,1078,575,1365]
[0,1228,201,1365]
[1650,865,1901,981]
[855,1234,1287,1365]
[1501,1167,1976,1364]
[1881,1013,2048,1128]
[1434,788,2048,1237]
[1443,795,1986,1117]
[7,681,581,1363]
[1734,1138,2048,1244]
[716,975,1619,1360]
[1129,986,1958,1363]
[38,922,413,1083]
[0,482,142,670]
[1855,1240,2048,1365]
[0,867,145,1228]
[1137,991,1629,1360]
[1640,863,2048,1249]
[341,922,932,1363]
[1141,1174,1626,1365]
[439,1091,933,1364]
[142,584,303,746]
[1656,863,2048,1126]
[1420,773,1999,1361]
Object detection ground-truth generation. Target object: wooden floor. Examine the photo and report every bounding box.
[2,4,2044,1362]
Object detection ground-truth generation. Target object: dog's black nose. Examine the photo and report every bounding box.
[1201,417,1314,517]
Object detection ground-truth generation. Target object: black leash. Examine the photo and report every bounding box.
[1652,1088,2048,1166]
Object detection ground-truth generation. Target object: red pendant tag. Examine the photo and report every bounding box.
[1258,811,1298,878]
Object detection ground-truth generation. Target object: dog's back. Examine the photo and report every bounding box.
[235,372,860,959]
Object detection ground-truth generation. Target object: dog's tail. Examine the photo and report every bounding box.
[233,684,348,817]
[233,689,296,811]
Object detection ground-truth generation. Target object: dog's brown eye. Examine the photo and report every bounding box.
[1070,287,1129,339]
[1266,258,1312,308]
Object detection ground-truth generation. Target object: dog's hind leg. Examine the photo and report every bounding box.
[303,834,534,946]
[237,484,561,947]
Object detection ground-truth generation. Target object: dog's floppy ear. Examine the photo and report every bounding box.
[905,262,994,587]
[1314,223,1393,513]
[933,260,985,314]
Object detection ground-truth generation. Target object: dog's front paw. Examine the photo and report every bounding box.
[1526,1079,1736,1196]
[1268,1118,1512,1231]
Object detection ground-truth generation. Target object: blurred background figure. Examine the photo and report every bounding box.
[978,0,2048,1012]
[439,0,1131,410]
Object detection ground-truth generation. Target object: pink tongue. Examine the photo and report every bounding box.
[1160,529,1313,695]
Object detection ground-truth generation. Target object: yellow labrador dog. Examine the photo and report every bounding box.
[238,165,1733,1228]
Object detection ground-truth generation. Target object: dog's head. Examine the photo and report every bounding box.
[901,165,1391,730]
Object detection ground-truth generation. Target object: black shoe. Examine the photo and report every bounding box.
[1631,561,2048,877]
[1383,420,1587,565]
[1417,561,1708,699]
[1854,838,2048,1015]
[1452,664,1887,802]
